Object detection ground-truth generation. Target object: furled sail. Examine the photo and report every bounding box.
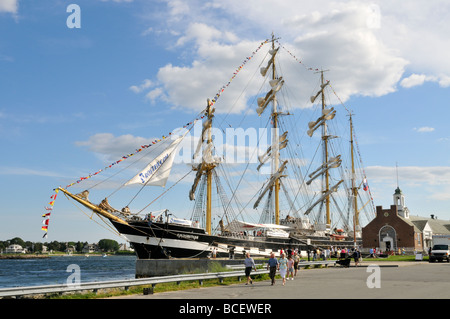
[306,155,342,185]
[304,180,344,215]
[254,160,288,209]
[189,101,220,201]
[310,80,330,103]
[257,131,288,171]
[307,107,336,137]
[256,77,284,116]
[260,47,279,77]
[124,132,187,187]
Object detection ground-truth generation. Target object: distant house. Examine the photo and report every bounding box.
[118,243,134,252]
[82,243,99,254]
[5,244,26,254]
[66,245,76,254]
[362,187,450,253]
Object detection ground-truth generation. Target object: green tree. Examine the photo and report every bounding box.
[9,237,25,247]
[34,242,43,252]
[98,239,119,252]
[75,241,85,253]
[47,241,61,252]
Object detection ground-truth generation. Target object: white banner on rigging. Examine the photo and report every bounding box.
[125,133,186,187]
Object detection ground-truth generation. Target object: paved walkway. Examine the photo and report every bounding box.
[110,260,450,300]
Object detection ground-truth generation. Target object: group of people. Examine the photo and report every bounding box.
[244,250,301,287]
[268,252,300,286]
[243,246,364,286]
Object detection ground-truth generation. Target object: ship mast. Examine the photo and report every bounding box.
[320,70,331,228]
[350,113,359,245]
[189,99,217,235]
[205,100,215,235]
[305,71,343,228]
[253,33,287,225]
[271,34,281,225]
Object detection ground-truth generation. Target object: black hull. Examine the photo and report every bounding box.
[111,220,359,259]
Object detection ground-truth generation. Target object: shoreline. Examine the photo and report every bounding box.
[0,254,50,259]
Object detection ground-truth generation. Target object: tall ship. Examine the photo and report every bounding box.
[54,34,376,259]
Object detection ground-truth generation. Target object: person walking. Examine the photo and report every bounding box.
[278,253,288,286]
[244,252,257,285]
[353,248,361,267]
[293,251,300,277]
[287,254,295,280]
[267,252,278,285]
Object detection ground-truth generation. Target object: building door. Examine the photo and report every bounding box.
[379,225,396,252]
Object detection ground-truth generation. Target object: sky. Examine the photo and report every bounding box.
[1,0,450,244]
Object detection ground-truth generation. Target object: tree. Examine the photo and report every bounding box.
[75,241,85,253]
[98,239,119,252]
[9,237,25,247]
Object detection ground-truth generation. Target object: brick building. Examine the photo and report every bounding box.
[362,187,450,253]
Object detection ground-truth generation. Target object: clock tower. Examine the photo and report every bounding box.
[393,187,409,218]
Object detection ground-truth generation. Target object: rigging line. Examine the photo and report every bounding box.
[216,165,247,218]
[221,116,272,221]
[62,184,162,240]
[88,150,147,193]
[66,111,204,191]
[328,82,351,114]
[122,120,198,207]
[216,118,272,201]
[106,127,186,197]
[216,49,270,129]
[62,191,123,239]
[209,38,270,109]
[136,169,194,215]
[351,117,376,214]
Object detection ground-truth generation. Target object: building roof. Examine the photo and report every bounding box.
[409,215,450,235]
[397,215,422,233]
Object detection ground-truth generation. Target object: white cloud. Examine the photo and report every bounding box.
[364,166,450,214]
[400,73,450,89]
[75,133,153,161]
[0,0,18,14]
[145,87,164,103]
[129,79,153,93]
[414,126,435,133]
[400,74,428,88]
[138,1,411,113]
[99,0,133,2]
[379,1,450,88]
[131,0,450,113]
[365,166,450,186]
[175,22,223,47]
[438,75,450,88]
[0,166,61,177]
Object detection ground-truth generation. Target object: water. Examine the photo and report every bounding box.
[0,255,137,288]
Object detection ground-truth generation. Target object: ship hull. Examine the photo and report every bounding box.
[111,220,358,259]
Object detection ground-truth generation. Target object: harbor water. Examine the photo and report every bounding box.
[0,255,136,288]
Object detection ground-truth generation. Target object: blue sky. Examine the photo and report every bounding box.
[1,0,450,244]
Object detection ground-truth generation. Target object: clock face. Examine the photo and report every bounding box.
[384,212,389,217]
